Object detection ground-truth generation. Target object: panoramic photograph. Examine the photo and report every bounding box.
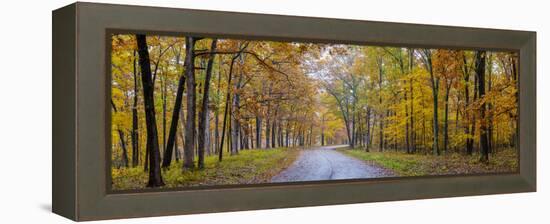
[110,34,519,190]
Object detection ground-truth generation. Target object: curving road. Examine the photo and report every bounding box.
[271,145,394,183]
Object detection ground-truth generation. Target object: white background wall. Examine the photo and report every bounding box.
[0,0,547,223]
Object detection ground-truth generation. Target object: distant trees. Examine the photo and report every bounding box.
[310,45,518,163]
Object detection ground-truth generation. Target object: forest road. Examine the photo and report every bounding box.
[271,145,394,183]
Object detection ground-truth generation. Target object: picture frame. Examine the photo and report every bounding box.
[52,2,536,221]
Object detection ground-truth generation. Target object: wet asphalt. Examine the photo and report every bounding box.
[271,145,395,183]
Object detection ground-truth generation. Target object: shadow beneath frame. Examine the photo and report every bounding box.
[39,203,52,212]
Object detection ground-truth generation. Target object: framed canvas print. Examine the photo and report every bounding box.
[52,2,536,221]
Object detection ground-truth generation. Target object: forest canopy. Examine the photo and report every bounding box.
[110,34,518,189]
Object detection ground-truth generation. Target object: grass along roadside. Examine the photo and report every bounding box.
[112,147,299,190]
[339,148,518,177]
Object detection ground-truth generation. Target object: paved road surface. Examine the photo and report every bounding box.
[271,145,394,183]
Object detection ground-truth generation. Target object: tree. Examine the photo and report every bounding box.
[161,75,185,168]
[218,46,245,161]
[419,49,440,156]
[183,37,197,170]
[461,52,475,155]
[131,49,140,167]
[111,99,129,168]
[475,51,489,162]
[135,34,164,187]
[162,41,187,168]
[433,50,460,153]
[197,39,218,168]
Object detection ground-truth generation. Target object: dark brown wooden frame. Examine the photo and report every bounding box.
[53,2,536,221]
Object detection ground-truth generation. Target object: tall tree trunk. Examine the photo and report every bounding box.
[409,49,416,153]
[110,99,129,167]
[117,130,129,167]
[214,105,219,154]
[271,109,278,148]
[462,54,474,155]
[175,128,179,161]
[131,50,140,167]
[256,116,262,148]
[136,34,164,187]
[250,122,255,149]
[219,54,239,161]
[470,69,479,154]
[162,75,185,168]
[351,104,356,148]
[144,145,149,171]
[183,37,196,169]
[422,50,439,156]
[214,64,223,154]
[265,112,271,148]
[487,53,494,153]
[511,55,519,149]
[443,85,451,154]
[431,80,440,156]
[476,51,489,162]
[321,116,325,146]
[285,122,290,147]
[197,39,218,169]
[377,57,384,151]
[161,42,186,167]
[405,90,410,153]
[365,107,371,152]
[161,75,167,158]
[231,72,243,155]
[370,111,376,150]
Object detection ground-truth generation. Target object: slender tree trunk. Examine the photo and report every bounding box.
[131,50,140,167]
[174,129,179,161]
[162,75,185,168]
[197,39,218,169]
[432,80,440,156]
[183,37,196,169]
[422,50,439,156]
[214,108,219,154]
[476,51,489,162]
[351,104,356,148]
[117,130,129,167]
[321,116,325,146]
[470,70,479,154]
[231,73,242,155]
[256,116,262,149]
[144,145,149,171]
[443,85,451,154]
[161,76,167,159]
[405,89,410,153]
[136,34,164,187]
[409,49,416,153]
[285,122,290,147]
[219,54,239,161]
[378,58,384,152]
[511,55,519,149]
[214,64,222,154]
[463,54,474,155]
[487,53,494,153]
[365,107,372,152]
[111,100,129,168]
[271,109,278,148]
[265,114,271,149]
